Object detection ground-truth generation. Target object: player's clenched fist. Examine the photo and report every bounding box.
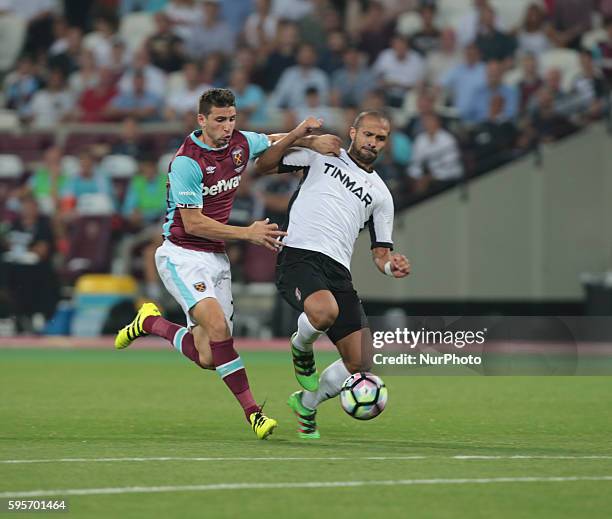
[246,218,287,251]
[292,117,323,138]
[390,253,411,278]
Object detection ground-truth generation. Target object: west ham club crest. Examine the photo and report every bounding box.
[231,146,246,173]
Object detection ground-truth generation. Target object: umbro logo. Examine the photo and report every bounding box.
[205,166,216,175]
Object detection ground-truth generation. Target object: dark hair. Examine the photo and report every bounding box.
[198,88,236,115]
[352,110,391,128]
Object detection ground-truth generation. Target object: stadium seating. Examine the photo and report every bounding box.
[0,110,19,130]
[119,12,156,53]
[582,28,607,51]
[63,216,113,282]
[491,0,533,30]
[0,15,26,71]
[396,11,423,37]
[539,48,581,90]
[100,154,138,179]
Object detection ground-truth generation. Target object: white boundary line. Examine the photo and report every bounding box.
[1,455,612,465]
[1,476,612,498]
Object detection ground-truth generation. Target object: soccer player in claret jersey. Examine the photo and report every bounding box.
[114,88,340,439]
[255,110,411,438]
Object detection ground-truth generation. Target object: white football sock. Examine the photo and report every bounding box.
[302,358,350,410]
[292,312,325,352]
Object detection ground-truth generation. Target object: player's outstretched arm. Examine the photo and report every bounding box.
[268,133,342,156]
[180,209,287,251]
[255,117,324,175]
[372,247,411,278]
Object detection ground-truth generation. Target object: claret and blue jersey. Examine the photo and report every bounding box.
[162,129,270,253]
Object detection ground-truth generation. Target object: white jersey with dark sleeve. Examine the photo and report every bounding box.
[279,147,394,270]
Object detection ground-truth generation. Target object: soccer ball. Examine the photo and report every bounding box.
[340,372,388,420]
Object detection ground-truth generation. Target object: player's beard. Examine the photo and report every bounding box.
[351,145,378,166]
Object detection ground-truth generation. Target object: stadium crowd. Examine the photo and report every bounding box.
[0,0,611,331]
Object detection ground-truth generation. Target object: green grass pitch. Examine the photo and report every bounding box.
[1,347,611,518]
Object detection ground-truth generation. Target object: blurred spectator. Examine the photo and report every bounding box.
[118,48,167,98]
[83,11,120,67]
[272,0,313,21]
[26,68,75,128]
[572,50,609,120]
[331,46,374,108]
[426,28,462,84]
[48,21,83,75]
[594,18,612,83]
[230,68,268,128]
[411,4,442,56]
[271,43,329,108]
[551,0,596,49]
[164,0,202,42]
[0,194,59,332]
[3,56,41,117]
[186,0,236,59]
[475,5,517,63]
[403,86,448,139]
[146,11,185,73]
[439,43,487,120]
[529,86,578,142]
[318,30,349,75]
[165,61,210,120]
[60,149,114,218]
[254,20,299,91]
[201,52,226,86]
[517,3,556,57]
[518,53,543,112]
[120,0,168,15]
[68,50,99,98]
[409,114,463,192]
[464,60,519,124]
[354,0,395,64]
[108,70,162,122]
[117,154,166,300]
[298,0,341,52]
[220,0,254,35]
[289,86,342,130]
[108,39,129,77]
[111,117,152,157]
[467,94,519,171]
[23,146,67,216]
[530,68,579,118]
[254,170,299,228]
[77,68,119,123]
[0,0,59,57]
[373,34,426,107]
[456,0,504,48]
[243,0,278,49]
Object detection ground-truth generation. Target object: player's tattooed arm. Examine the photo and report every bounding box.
[372,247,411,278]
[179,209,287,251]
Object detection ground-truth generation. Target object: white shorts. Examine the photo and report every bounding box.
[155,239,233,331]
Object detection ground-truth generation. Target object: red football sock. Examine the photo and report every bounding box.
[209,338,259,420]
[143,315,205,369]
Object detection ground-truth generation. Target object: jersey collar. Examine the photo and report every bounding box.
[344,149,376,174]
[190,130,230,151]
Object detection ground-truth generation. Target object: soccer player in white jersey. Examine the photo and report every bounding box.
[255,111,411,438]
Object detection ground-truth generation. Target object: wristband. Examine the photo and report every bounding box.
[383,261,393,277]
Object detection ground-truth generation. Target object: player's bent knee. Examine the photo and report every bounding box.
[305,300,339,330]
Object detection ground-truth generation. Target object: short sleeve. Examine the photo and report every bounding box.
[368,190,394,250]
[169,156,203,208]
[278,147,317,173]
[240,130,271,160]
